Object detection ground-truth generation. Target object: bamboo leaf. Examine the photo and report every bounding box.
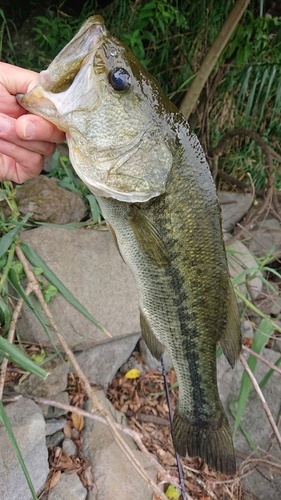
[19,242,110,336]
[0,401,39,500]
[234,318,274,435]
[0,337,47,378]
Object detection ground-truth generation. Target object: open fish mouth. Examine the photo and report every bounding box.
[17,16,106,128]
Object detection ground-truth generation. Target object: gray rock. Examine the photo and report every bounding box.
[45,418,67,436]
[16,357,69,399]
[46,430,65,448]
[241,320,254,339]
[74,332,139,386]
[15,175,87,223]
[120,354,146,375]
[224,234,262,300]
[218,191,252,231]
[243,214,281,261]
[83,392,158,500]
[18,227,140,352]
[217,349,281,500]
[0,398,49,500]
[138,338,172,372]
[42,391,70,419]
[48,472,87,500]
[62,438,77,456]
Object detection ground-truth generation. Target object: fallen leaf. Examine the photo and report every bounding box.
[63,420,73,439]
[125,368,140,379]
[48,470,61,489]
[71,412,84,431]
[165,484,181,499]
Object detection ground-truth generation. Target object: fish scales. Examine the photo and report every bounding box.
[17,16,241,475]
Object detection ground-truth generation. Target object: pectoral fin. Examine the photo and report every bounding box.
[127,205,169,266]
[219,283,242,368]
[140,309,165,360]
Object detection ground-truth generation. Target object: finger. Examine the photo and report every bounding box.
[16,114,66,143]
[0,137,48,174]
[0,151,44,184]
[0,62,38,96]
[0,114,57,156]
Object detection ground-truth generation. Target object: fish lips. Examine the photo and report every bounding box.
[16,16,107,125]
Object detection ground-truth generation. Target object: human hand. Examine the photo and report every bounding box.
[0,62,65,183]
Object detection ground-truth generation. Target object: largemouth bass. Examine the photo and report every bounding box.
[17,16,241,474]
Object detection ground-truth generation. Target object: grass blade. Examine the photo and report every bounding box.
[0,337,47,379]
[233,318,274,435]
[0,214,30,258]
[19,242,110,336]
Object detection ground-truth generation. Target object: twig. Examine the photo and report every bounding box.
[0,283,33,401]
[15,244,169,500]
[239,354,281,449]
[242,345,281,376]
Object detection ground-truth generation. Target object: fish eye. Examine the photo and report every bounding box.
[109,68,131,91]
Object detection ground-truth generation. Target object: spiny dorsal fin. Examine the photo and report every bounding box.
[140,309,165,361]
[127,205,169,266]
[219,282,241,368]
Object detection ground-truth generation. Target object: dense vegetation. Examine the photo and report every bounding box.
[1,0,281,191]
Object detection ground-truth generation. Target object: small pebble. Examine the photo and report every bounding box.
[62,437,77,456]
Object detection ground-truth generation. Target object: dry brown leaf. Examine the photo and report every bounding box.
[63,420,73,439]
[48,470,61,489]
[71,411,84,431]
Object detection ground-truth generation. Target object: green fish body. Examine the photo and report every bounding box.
[17,16,241,474]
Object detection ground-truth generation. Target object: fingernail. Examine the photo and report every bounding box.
[0,115,11,133]
[23,120,36,139]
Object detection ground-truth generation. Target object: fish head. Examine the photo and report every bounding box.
[17,16,176,202]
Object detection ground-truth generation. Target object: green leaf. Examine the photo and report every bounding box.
[234,318,274,435]
[0,296,11,334]
[165,484,181,499]
[19,242,110,336]
[0,337,47,378]
[0,213,31,258]
[0,401,38,500]
[43,284,58,304]
[86,194,102,224]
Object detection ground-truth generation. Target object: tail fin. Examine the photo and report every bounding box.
[171,408,236,475]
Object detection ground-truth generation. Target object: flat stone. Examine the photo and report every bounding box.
[15,175,87,224]
[218,191,252,231]
[62,438,77,456]
[16,357,69,399]
[45,418,67,436]
[18,227,140,351]
[0,398,49,500]
[46,430,65,448]
[83,391,158,500]
[41,391,70,419]
[48,472,87,500]
[224,234,262,300]
[74,332,139,386]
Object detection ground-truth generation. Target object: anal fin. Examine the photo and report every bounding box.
[219,282,242,368]
[140,309,165,361]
